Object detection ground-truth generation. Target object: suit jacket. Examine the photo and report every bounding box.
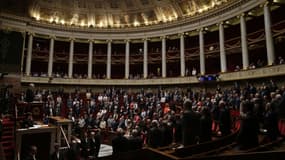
[23,154,38,160]
[90,135,101,157]
[181,110,201,146]
[50,151,64,160]
[128,136,143,151]
[112,135,129,154]
[148,127,162,148]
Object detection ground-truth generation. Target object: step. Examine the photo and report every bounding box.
[1,135,13,140]
[2,132,14,137]
[1,142,14,146]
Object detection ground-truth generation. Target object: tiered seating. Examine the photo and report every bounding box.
[169,131,238,158]
[1,117,15,160]
[278,119,285,136]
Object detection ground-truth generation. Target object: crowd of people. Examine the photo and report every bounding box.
[17,79,285,159]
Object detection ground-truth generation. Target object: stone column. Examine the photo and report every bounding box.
[107,40,112,79]
[180,33,185,77]
[143,39,148,78]
[68,39,74,78]
[125,40,130,79]
[25,33,33,76]
[88,40,93,79]
[240,14,249,70]
[48,37,55,77]
[162,36,167,78]
[219,23,227,72]
[264,3,275,65]
[199,29,205,75]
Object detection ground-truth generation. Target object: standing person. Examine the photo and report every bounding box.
[263,102,280,142]
[237,101,259,150]
[89,131,101,159]
[128,129,143,151]
[147,120,162,148]
[80,132,91,159]
[199,107,212,143]
[25,83,35,103]
[218,100,232,136]
[181,99,200,146]
[50,143,64,160]
[112,128,129,155]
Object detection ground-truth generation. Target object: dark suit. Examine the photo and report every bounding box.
[147,127,162,148]
[219,107,231,136]
[128,136,143,151]
[160,125,173,146]
[181,110,200,145]
[23,154,38,160]
[50,151,64,160]
[89,135,101,158]
[112,135,129,154]
[200,114,212,143]
[80,137,91,158]
[237,112,259,149]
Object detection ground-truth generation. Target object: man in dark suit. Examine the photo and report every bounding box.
[147,120,162,148]
[218,100,232,136]
[128,129,143,151]
[80,131,91,159]
[112,128,129,155]
[25,83,35,103]
[89,131,101,158]
[199,107,212,143]
[237,101,259,150]
[181,99,200,146]
[50,143,64,160]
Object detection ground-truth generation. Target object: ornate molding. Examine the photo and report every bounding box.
[0,0,266,40]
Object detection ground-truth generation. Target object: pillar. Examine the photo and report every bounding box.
[48,37,54,77]
[88,40,93,79]
[264,3,275,65]
[125,40,130,79]
[240,14,249,69]
[219,23,227,72]
[68,39,74,78]
[25,33,33,76]
[199,29,205,75]
[180,33,185,77]
[143,39,148,78]
[107,40,112,79]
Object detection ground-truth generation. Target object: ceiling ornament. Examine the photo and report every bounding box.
[29,0,230,29]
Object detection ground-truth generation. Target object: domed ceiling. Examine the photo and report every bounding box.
[1,0,231,29]
[28,0,230,28]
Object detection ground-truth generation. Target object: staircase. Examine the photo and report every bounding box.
[1,117,15,160]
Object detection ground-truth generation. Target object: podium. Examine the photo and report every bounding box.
[16,125,56,160]
[49,116,73,148]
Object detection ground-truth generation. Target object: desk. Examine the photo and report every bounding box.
[49,116,73,147]
[16,125,56,160]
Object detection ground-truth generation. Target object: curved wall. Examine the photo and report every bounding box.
[0,0,265,39]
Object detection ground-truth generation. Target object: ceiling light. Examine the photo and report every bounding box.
[49,17,54,23]
[35,15,40,21]
[134,21,140,26]
[60,20,65,25]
